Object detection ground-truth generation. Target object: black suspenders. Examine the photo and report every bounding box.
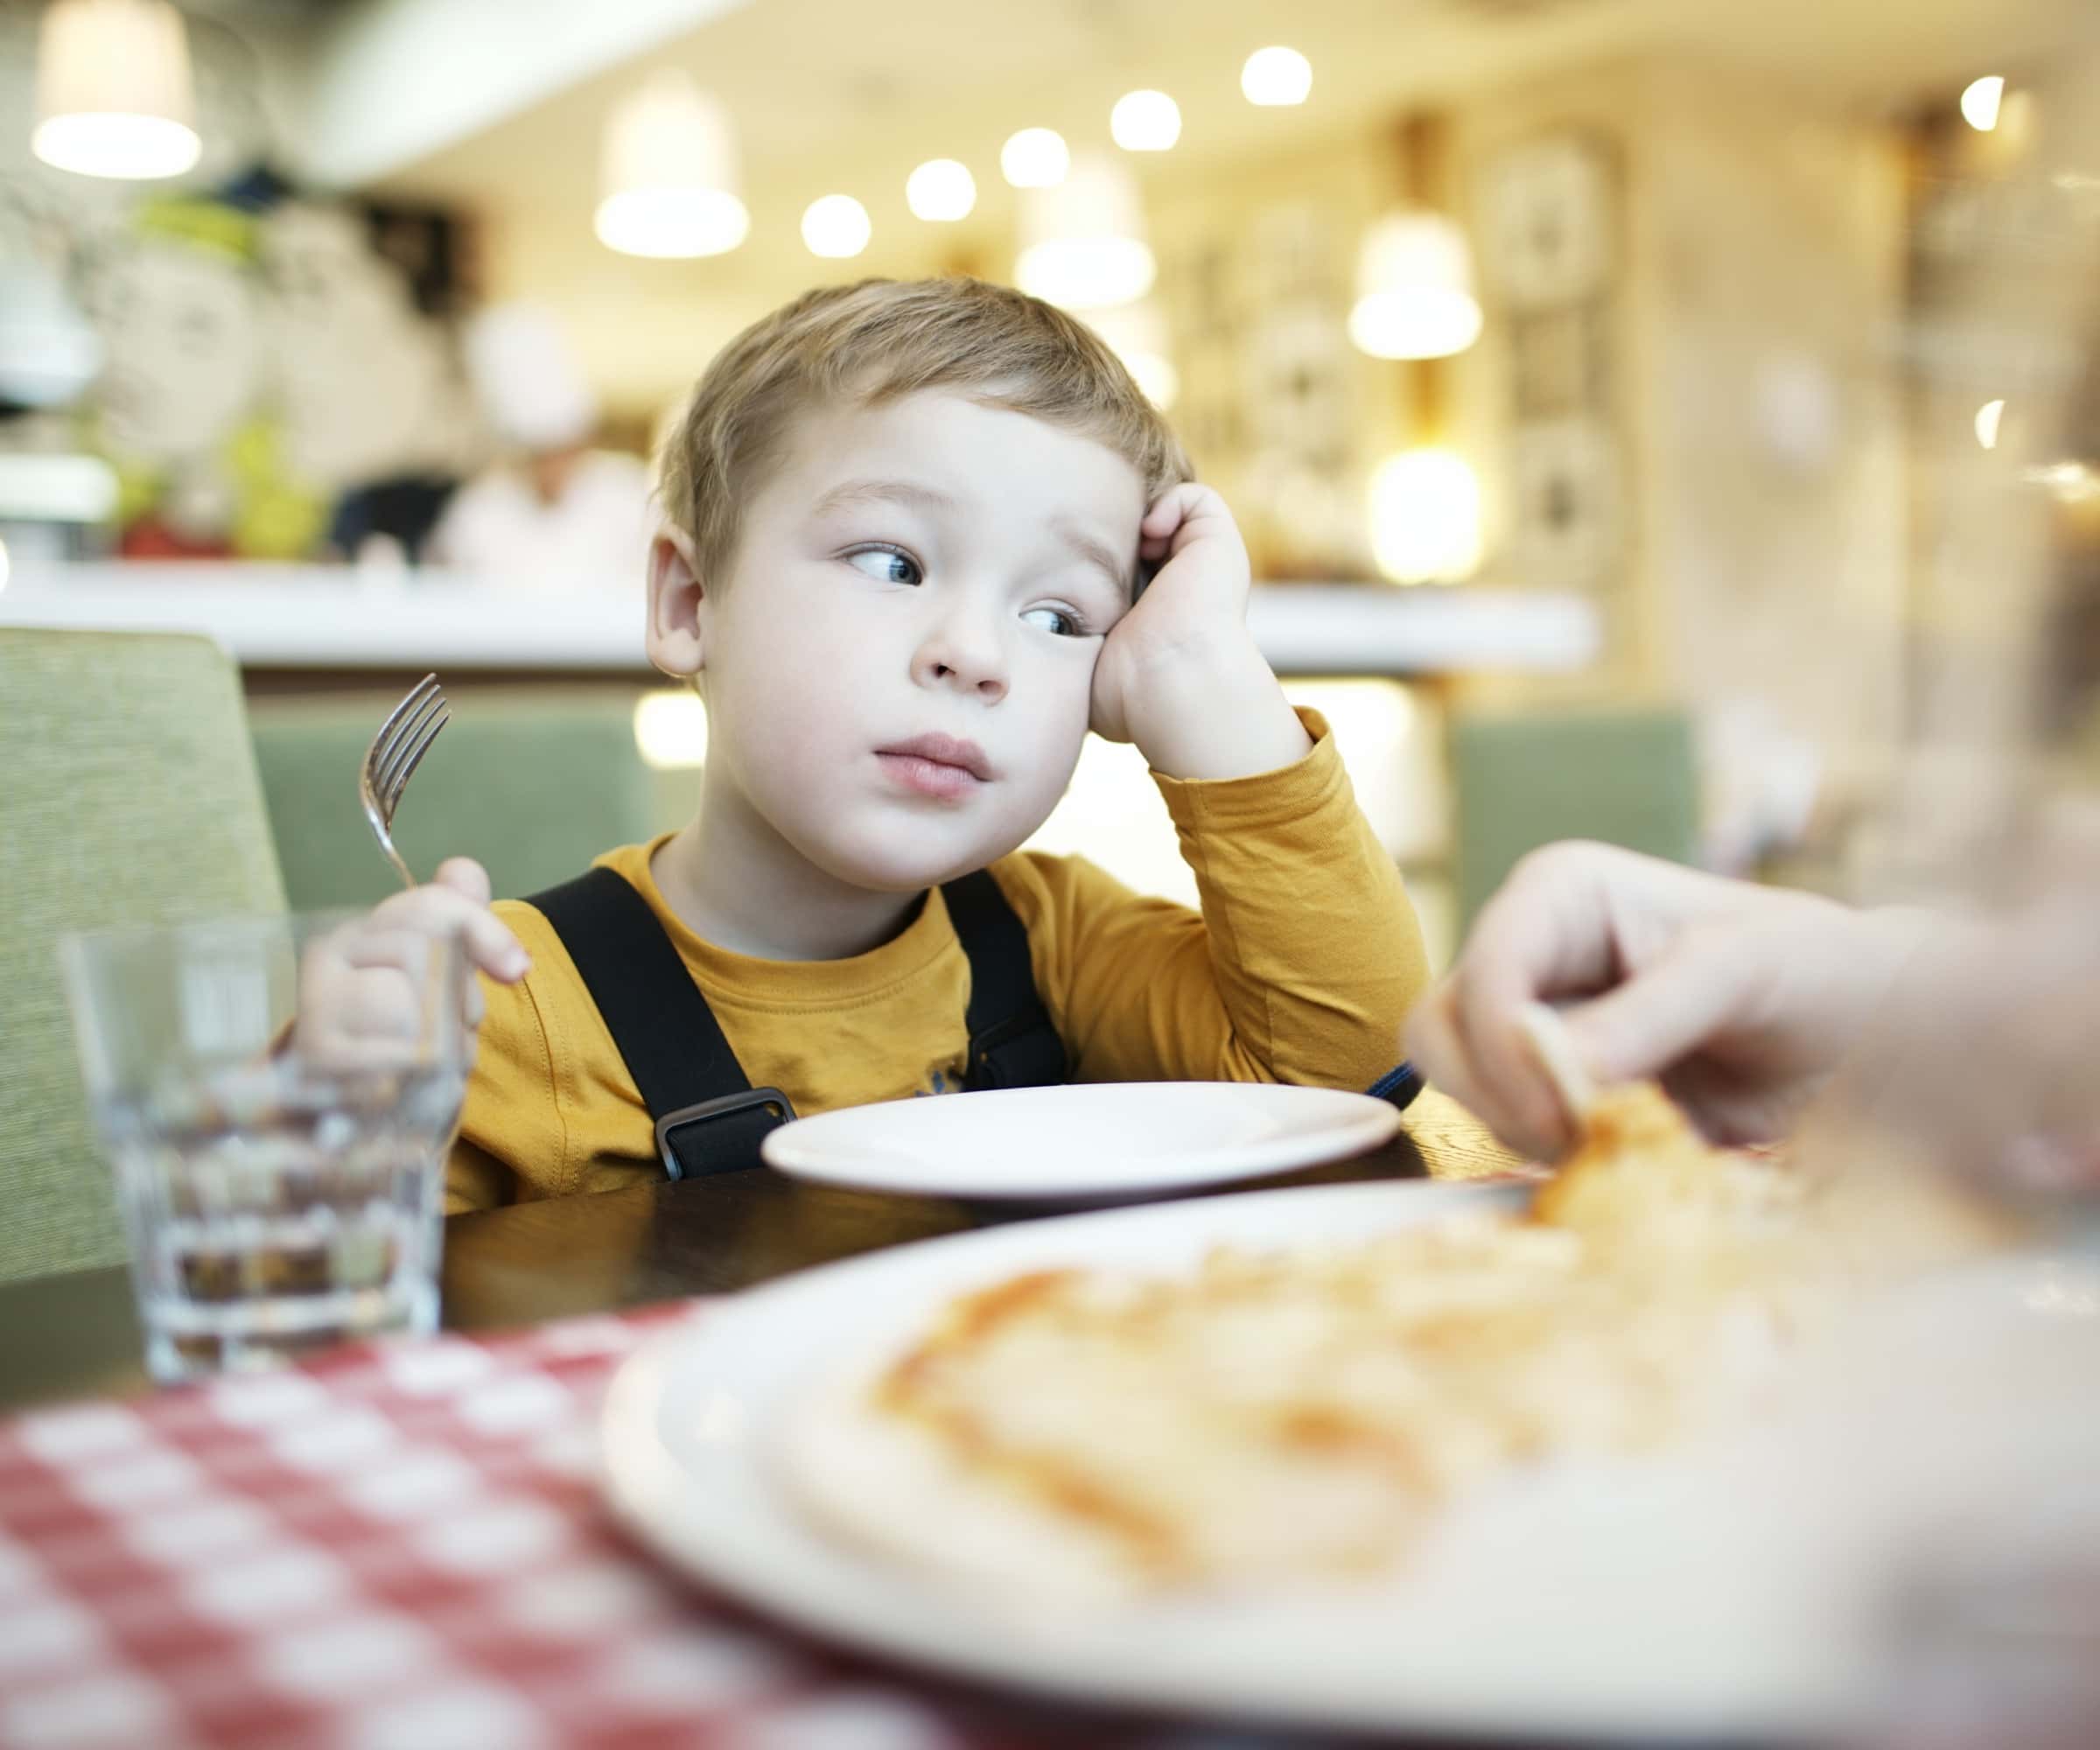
[942,869,1068,1093]
[526,867,1067,1180]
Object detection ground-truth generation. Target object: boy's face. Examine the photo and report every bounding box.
[655,390,1147,892]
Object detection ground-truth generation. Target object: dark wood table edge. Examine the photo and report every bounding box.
[0,1098,1519,1413]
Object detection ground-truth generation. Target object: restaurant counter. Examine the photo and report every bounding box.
[2,562,1600,689]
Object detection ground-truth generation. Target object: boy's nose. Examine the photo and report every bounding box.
[912,612,1009,703]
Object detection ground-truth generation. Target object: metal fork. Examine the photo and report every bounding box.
[358,673,449,889]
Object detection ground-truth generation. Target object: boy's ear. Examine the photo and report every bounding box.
[645,527,707,679]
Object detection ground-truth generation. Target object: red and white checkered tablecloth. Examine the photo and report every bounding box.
[0,1305,1234,1750]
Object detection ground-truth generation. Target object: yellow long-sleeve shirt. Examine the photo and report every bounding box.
[447,710,1429,1211]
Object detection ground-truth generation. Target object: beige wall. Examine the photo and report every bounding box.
[1642,66,1908,782]
[1140,130,1403,581]
[1448,59,1910,798]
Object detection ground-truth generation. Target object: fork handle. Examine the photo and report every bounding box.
[381,840,416,891]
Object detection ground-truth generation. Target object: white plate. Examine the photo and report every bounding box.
[759,1082,1404,1201]
[600,1180,1877,1742]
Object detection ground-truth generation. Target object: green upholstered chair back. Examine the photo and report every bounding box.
[0,628,287,1284]
[248,687,666,909]
[1452,706,1700,939]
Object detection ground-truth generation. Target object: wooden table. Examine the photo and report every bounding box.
[0,1090,1518,1413]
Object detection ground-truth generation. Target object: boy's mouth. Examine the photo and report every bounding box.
[875,733,994,800]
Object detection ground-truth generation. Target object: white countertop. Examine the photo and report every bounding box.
[0,563,1600,676]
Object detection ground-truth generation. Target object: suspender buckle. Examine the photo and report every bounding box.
[966,1012,1068,1091]
[654,1088,795,1180]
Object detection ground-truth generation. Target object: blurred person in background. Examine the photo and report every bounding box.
[426,301,653,589]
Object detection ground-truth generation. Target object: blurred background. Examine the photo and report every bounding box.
[3,0,2095,962]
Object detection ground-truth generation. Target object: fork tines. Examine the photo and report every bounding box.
[373,674,449,811]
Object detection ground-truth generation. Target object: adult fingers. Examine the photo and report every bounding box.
[1444,850,1628,1158]
[1559,928,1763,1090]
[1407,983,1572,1161]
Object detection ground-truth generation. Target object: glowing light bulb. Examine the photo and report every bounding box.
[633,690,710,768]
[1961,75,2006,132]
[1110,89,1180,152]
[801,194,871,258]
[1242,46,1312,107]
[1369,450,1482,584]
[1001,128,1069,188]
[906,159,976,221]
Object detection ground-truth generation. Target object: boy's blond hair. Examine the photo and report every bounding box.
[659,277,1194,581]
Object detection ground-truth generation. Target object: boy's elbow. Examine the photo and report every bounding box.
[1242,995,1418,1095]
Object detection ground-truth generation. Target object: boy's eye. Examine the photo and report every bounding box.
[1021,606,1084,637]
[845,547,921,586]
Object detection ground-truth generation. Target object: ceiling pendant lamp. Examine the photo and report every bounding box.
[1014,154,1155,312]
[595,71,748,259]
[1348,211,1482,360]
[32,0,202,181]
[1351,113,1481,361]
[1085,301,1178,410]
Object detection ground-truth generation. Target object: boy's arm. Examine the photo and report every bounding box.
[1057,486,1429,1087]
[1010,711,1429,1089]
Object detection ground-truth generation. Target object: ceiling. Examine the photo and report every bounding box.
[362,0,2084,290]
[8,0,2076,413]
[1,0,2083,287]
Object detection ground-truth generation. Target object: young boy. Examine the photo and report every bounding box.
[305,278,1431,1210]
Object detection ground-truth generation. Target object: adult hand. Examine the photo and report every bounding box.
[1406,842,1928,1160]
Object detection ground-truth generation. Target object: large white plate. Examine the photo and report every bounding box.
[599,1180,1886,1743]
[759,1082,1404,1201]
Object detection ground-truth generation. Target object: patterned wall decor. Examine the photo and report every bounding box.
[1480,132,1625,612]
[1156,198,1371,581]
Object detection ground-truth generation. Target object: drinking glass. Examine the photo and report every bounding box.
[61,913,469,1383]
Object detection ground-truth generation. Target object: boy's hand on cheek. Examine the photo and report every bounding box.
[1091,484,1312,780]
